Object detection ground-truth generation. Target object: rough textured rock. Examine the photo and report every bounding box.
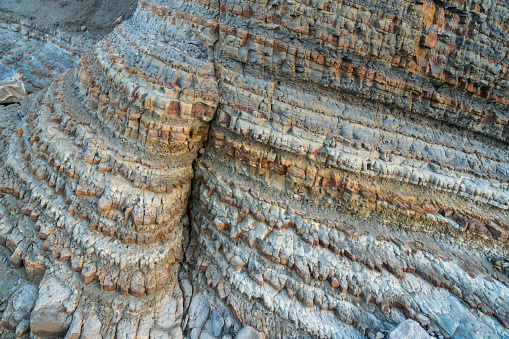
[0,11,95,93]
[388,319,431,339]
[0,247,38,336]
[0,0,138,38]
[30,276,74,337]
[0,74,26,104]
[0,0,509,338]
[236,326,266,339]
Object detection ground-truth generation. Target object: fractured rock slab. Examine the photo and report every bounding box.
[388,319,431,339]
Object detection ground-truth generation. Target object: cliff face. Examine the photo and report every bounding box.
[0,12,95,94]
[192,0,509,337]
[1,0,509,338]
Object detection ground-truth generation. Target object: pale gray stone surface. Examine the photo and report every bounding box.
[30,276,73,337]
[236,326,266,339]
[389,320,431,339]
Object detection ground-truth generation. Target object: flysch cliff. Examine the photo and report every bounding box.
[1,0,508,338]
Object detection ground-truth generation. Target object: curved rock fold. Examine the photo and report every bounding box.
[0,0,508,338]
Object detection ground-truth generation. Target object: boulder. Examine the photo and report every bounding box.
[236,326,265,339]
[389,319,431,339]
[0,74,26,104]
[30,276,73,337]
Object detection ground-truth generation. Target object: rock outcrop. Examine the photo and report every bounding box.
[388,319,431,339]
[1,0,509,338]
[0,12,95,93]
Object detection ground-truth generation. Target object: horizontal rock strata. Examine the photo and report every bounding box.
[1,0,215,336]
[0,0,509,338]
[190,0,509,337]
[0,12,95,93]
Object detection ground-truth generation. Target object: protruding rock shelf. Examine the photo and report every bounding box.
[0,0,508,338]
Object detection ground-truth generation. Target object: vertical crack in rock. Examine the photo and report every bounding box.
[1,0,509,338]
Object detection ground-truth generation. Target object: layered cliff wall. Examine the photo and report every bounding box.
[191,0,509,337]
[1,0,509,338]
[0,11,95,93]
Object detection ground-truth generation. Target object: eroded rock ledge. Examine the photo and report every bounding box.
[1,0,509,338]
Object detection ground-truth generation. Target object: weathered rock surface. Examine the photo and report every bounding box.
[0,0,138,38]
[0,0,508,338]
[0,246,38,336]
[0,74,26,104]
[236,326,266,339]
[388,319,431,339]
[0,11,95,93]
[189,0,509,337]
[30,275,75,337]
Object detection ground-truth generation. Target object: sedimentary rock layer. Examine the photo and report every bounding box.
[0,12,94,92]
[0,0,508,338]
[191,0,509,337]
[1,0,217,336]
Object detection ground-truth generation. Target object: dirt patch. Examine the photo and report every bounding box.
[1,0,138,38]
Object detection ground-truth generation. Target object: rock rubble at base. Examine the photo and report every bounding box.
[0,0,509,338]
